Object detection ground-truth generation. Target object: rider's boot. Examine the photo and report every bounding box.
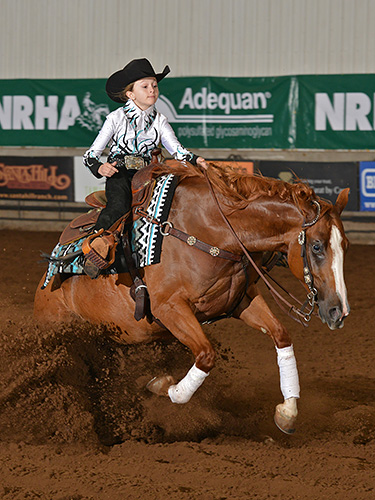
[82,230,117,279]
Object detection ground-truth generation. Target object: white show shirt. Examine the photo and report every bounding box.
[83,99,195,176]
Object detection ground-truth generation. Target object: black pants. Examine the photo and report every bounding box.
[95,168,136,231]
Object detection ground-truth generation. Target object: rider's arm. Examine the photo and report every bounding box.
[83,113,116,178]
[158,114,199,165]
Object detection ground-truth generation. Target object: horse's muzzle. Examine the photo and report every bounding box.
[318,302,350,330]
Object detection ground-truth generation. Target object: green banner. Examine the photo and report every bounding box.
[1,75,375,150]
[157,76,295,149]
[296,74,375,149]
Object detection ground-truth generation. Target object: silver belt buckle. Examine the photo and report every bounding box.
[125,156,145,170]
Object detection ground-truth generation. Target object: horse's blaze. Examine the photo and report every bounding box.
[330,224,349,319]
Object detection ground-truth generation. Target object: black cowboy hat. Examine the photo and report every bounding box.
[106,58,170,103]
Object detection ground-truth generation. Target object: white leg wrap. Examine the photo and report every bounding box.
[276,345,300,400]
[168,364,209,404]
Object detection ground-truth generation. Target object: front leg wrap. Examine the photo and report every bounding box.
[168,364,209,404]
[276,345,300,400]
[274,345,300,433]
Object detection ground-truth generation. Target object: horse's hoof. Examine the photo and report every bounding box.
[274,404,297,434]
[146,375,176,397]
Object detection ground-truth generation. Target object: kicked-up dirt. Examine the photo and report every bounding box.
[0,229,374,500]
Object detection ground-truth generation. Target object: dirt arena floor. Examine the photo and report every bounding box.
[0,228,374,500]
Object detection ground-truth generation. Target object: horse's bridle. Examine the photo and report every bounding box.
[203,169,321,326]
[297,200,321,321]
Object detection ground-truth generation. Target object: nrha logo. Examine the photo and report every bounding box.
[0,93,109,132]
[315,92,375,131]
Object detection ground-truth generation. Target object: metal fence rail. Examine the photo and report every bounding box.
[1,200,374,244]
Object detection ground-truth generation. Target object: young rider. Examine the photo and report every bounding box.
[82,58,207,277]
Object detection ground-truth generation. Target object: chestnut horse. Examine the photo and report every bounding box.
[34,162,350,434]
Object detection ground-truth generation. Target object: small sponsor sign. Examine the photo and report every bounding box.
[0,156,74,201]
[209,160,253,175]
[359,161,375,211]
[165,159,253,175]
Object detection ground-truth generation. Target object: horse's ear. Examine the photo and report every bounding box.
[334,188,350,215]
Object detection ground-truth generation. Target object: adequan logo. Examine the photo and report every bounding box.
[157,87,274,124]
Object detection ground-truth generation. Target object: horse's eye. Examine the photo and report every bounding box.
[311,242,323,255]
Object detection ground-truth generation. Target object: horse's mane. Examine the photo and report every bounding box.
[151,161,332,218]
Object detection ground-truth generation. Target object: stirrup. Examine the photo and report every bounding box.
[82,230,117,277]
[83,259,102,279]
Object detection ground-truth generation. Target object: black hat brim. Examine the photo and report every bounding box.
[106,61,170,103]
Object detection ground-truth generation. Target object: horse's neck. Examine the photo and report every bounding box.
[230,199,302,253]
[176,180,303,254]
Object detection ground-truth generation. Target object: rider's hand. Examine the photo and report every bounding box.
[98,161,119,177]
[196,157,209,170]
